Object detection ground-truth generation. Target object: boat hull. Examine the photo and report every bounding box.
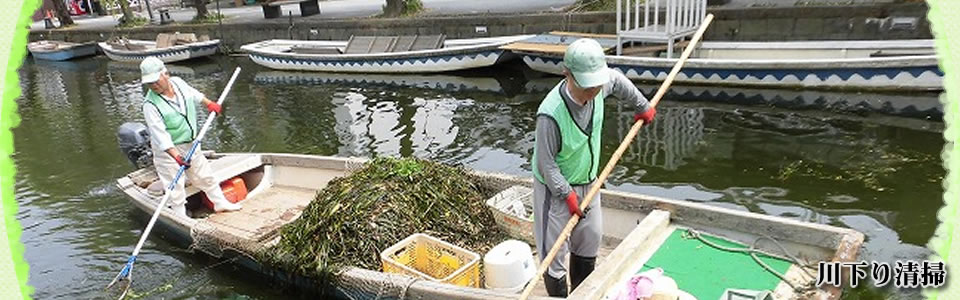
[242,35,534,73]
[519,52,943,91]
[98,40,220,63]
[28,42,98,61]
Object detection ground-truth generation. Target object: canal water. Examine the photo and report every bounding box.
[13,56,944,299]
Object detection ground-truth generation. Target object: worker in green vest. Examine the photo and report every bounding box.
[531,38,656,296]
[140,56,242,218]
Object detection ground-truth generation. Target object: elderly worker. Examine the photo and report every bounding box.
[530,38,656,296]
[140,56,241,217]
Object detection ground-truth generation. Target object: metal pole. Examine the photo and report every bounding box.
[216,0,222,39]
[143,0,154,20]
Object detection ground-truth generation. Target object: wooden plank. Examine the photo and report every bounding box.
[568,210,672,300]
[206,185,316,241]
[369,36,398,53]
[499,42,571,54]
[155,33,175,49]
[620,40,690,56]
[344,36,376,54]
[391,35,418,52]
[548,31,618,39]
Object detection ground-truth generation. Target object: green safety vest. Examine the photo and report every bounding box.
[144,79,198,145]
[532,81,604,185]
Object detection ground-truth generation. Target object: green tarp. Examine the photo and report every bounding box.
[637,229,793,300]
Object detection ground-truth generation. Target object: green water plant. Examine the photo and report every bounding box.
[258,156,509,284]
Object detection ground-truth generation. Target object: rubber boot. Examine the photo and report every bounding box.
[570,254,597,292]
[169,203,188,218]
[206,188,242,212]
[543,274,568,297]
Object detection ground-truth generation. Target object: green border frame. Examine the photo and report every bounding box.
[0,1,958,300]
[2,0,36,299]
[925,0,960,298]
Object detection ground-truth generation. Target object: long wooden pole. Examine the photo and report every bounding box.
[518,14,714,300]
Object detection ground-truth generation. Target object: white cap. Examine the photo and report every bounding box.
[140,56,167,84]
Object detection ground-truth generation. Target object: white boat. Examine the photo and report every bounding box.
[27,40,99,61]
[114,149,864,300]
[507,32,943,91]
[98,39,220,63]
[240,34,536,73]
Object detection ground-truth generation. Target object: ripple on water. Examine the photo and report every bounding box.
[826,194,860,203]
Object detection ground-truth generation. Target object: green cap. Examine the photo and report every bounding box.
[563,38,609,88]
[140,56,167,84]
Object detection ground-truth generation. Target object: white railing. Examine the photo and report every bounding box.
[616,0,706,57]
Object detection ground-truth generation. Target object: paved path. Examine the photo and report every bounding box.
[31,0,577,31]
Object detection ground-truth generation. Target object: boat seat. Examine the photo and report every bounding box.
[407,34,445,51]
[343,34,445,54]
[344,36,396,54]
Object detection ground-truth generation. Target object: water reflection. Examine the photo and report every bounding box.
[254,71,509,94]
[526,77,945,120]
[13,57,945,300]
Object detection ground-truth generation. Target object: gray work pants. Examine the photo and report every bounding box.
[532,179,603,279]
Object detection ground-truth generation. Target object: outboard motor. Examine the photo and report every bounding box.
[117,122,153,168]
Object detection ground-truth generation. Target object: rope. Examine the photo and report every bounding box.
[681,229,816,293]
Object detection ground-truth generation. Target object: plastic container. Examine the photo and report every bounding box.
[203,176,247,210]
[381,233,481,288]
[483,240,536,293]
[485,185,535,245]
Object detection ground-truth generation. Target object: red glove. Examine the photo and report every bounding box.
[565,190,584,218]
[173,155,191,169]
[634,107,656,124]
[206,102,222,115]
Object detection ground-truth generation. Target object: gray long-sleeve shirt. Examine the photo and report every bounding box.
[535,68,652,199]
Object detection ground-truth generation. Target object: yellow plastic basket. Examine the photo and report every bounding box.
[381,233,481,288]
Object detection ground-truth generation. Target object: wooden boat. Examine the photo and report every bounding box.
[115,152,863,299]
[98,37,220,63]
[240,34,536,73]
[506,32,943,92]
[27,40,98,61]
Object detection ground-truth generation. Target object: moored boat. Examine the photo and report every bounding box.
[240,34,535,73]
[98,35,220,63]
[27,40,99,61]
[507,32,943,91]
[114,147,864,299]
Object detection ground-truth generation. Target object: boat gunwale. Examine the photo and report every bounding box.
[239,35,535,61]
[697,39,935,50]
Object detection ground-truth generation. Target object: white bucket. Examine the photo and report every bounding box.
[483,240,536,292]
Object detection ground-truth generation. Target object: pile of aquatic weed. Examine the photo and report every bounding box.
[259,156,510,284]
